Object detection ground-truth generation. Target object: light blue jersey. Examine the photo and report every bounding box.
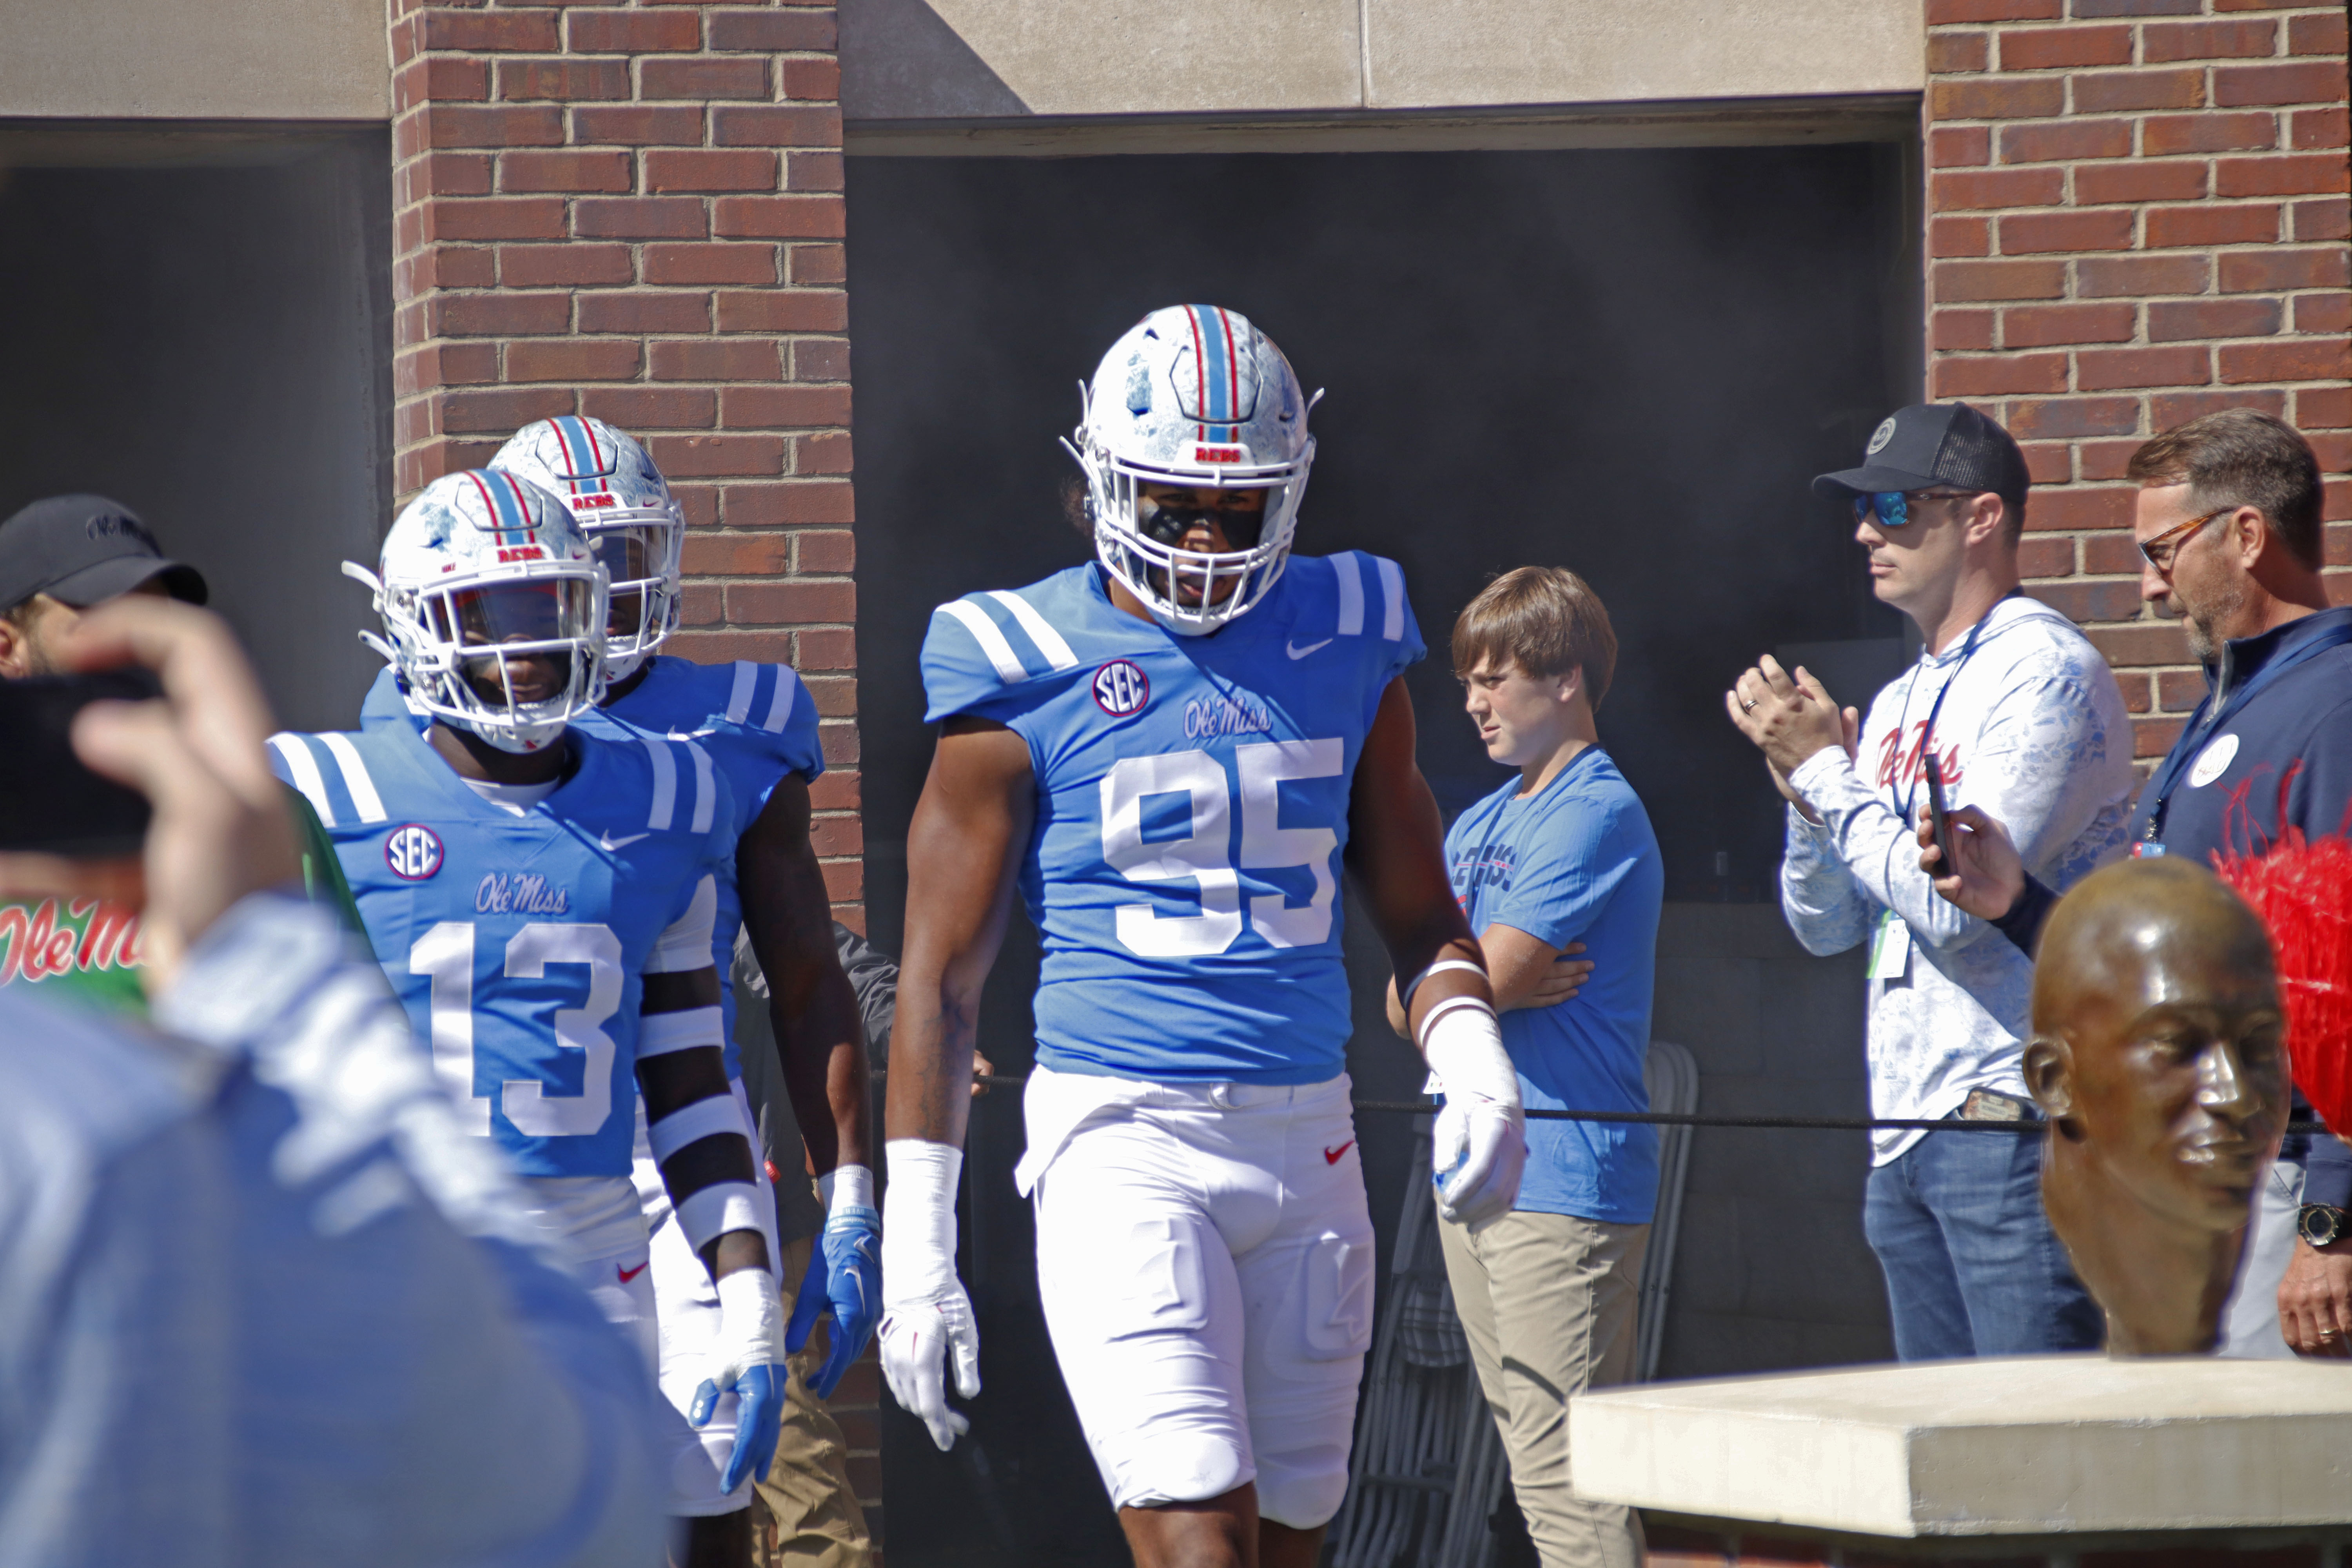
[589,659,824,1078]
[269,716,737,1178]
[921,555,1422,1084]
[1446,747,1662,1224]
[361,657,823,1079]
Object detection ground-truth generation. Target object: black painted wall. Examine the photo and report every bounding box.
[843,141,1914,1567]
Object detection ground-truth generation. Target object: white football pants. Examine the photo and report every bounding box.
[1022,1068,1376,1529]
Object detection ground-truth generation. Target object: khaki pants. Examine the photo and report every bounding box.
[751,1234,872,1568]
[1437,1207,1649,1568]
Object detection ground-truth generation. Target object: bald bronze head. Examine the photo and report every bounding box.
[2028,857,2289,1355]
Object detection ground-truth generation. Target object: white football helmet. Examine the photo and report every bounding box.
[1065,305,1318,635]
[491,415,684,682]
[346,468,608,755]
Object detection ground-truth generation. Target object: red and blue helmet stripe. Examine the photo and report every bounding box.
[549,415,615,492]
[1183,303,1244,445]
[465,468,542,549]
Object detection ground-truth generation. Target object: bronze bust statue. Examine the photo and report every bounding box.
[2026,858,2290,1355]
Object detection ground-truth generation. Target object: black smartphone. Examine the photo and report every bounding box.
[0,670,161,857]
[1923,753,1957,875]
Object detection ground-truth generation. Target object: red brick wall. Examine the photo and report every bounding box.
[383,0,880,1546]
[1924,0,2350,767]
[386,0,863,923]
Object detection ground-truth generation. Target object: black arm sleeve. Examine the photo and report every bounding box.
[1991,873,2060,958]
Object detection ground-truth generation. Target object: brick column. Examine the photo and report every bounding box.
[1923,0,2350,766]
[387,0,861,915]
[385,0,879,1541]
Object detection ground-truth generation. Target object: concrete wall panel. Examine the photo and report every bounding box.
[841,0,1361,120]
[1365,0,1924,111]
[0,0,386,122]
[843,0,1923,124]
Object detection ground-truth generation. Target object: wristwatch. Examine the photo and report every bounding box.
[2299,1203,2348,1248]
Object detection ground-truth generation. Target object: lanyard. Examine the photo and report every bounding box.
[1890,590,2018,824]
[2141,613,2352,843]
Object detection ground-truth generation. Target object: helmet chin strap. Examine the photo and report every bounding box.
[458,713,566,755]
[602,647,649,685]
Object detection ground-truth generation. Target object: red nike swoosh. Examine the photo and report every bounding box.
[617,1261,649,1283]
[1325,1141,1356,1165]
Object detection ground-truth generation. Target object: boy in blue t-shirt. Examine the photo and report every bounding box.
[1386,566,1662,1568]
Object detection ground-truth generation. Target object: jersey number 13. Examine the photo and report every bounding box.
[409,921,624,1138]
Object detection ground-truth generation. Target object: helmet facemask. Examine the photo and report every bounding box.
[1076,442,1310,635]
[356,561,609,754]
[579,508,683,683]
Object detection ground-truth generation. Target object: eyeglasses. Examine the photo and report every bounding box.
[2137,506,2234,575]
[1851,490,1978,530]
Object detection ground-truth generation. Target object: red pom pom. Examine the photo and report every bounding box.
[2214,828,2352,1133]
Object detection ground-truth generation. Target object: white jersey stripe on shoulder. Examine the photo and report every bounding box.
[725,661,758,725]
[937,599,1029,684]
[1332,552,1365,637]
[761,665,799,734]
[641,734,679,831]
[1376,556,1405,642]
[984,590,1079,673]
[685,739,718,835]
[269,734,336,828]
[316,733,387,824]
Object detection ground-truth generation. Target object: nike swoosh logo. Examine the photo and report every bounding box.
[1324,1140,1356,1165]
[617,1261,649,1283]
[599,831,651,852]
[1286,637,1334,660]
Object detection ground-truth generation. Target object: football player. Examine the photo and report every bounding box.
[270,470,786,1568]
[492,416,876,1551]
[880,305,1527,1568]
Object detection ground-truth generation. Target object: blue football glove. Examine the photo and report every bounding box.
[689,1269,787,1494]
[786,1201,882,1398]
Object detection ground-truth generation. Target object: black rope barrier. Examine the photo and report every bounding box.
[955,1075,2335,1136]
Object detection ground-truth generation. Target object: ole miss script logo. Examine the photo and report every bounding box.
[385,824,445,881]
[1094,659,1150,717]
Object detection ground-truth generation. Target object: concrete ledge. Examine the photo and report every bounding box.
[1572,1355,2352,1538]
[846,92,1918,157]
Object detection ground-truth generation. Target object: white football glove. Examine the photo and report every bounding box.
[1423,994,1526,1232]
[879,1139,980,1451]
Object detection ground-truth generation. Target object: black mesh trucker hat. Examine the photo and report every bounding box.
[0,495,207,614]
[1811,403,2031,512]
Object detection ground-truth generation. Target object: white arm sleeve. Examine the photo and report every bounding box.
[646,874,719,974]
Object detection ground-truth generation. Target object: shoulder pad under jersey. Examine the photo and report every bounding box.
[920,579,1089,724]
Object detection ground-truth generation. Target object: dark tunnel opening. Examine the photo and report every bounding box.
[845,138,1917,1567]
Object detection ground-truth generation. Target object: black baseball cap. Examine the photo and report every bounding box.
[0,495,207,613]
[1812,403,2031,513]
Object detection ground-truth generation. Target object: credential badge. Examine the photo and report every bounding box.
[2188,732,2239,788]
[385,823,445,882]
[1866,416,1898,456]
[1093,659,1151,718]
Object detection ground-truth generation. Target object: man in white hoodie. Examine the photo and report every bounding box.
[1727,402,2132,1359]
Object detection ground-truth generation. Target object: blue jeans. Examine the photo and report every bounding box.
[1862,1124,2103,1359]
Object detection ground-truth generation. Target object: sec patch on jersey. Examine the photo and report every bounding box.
[1092,659,1151,717]
[384,823,445,882]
